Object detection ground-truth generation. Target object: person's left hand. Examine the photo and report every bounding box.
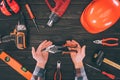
[64,40,86,69]
[31,40,52,68]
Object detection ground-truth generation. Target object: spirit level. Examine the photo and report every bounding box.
[0,51,32,80]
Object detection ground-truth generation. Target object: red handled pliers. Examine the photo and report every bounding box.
[54,60,62,80]
[93,38,119,47]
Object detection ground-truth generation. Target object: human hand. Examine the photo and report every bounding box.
[32,40,52,68]
[64,40,86,69]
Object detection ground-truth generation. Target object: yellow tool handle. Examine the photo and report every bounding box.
[103,58,120,70]
[0,51,32,80]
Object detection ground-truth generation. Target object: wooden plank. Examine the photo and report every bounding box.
[0,0,120,79]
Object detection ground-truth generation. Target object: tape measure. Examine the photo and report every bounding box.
[0,0,20,16]
[0,51,32,80]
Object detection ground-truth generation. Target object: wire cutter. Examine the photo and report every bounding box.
[54,60,62,80]
[93,38,119,47]
[45,45,69,54]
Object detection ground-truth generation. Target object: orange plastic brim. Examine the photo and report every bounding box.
[0,51,32,80]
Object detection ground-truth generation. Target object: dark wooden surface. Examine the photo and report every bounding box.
[0,0,120,80]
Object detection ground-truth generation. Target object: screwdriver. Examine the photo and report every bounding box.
[25,1,39,32]
[85,63,116,79]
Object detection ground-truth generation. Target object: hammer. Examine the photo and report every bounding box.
[93,50,120,70]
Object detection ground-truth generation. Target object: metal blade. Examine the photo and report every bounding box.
[85,63,101,72]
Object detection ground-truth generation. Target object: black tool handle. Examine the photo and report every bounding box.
[58,47,69,51]
[1,35,15,43]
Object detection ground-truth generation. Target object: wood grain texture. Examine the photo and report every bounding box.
[0,0,120,80]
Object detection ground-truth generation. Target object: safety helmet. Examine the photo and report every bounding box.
[0,0,20,16]
[80,0,120,34]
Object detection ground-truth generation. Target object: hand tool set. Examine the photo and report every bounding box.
[0,0,39,32]
[93,50,120,70]
[90,50,120,79]
[0,0,120,79]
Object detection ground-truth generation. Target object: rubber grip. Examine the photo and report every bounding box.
[0,51,32,80]
[102,71,115,79]
[54,70,62,80]
[25,4,34,19]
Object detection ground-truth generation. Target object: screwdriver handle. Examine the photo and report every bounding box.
[102,71,115,79]
[25,4,34,19]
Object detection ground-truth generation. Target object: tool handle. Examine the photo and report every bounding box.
[54,70,62,80]
[102,38,119,46]
[1,35,15,43]
[103,58,120,70]
[102,71,115,79]
[102,43,118,47]
[45,0,63,11]
[102,38,119,41]
[25,4,34,19]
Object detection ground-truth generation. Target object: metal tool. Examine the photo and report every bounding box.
[45,45,69,54]
[45,0,70,27]
[93,50,120,70]
[85,63,116,79]
[93,38,119,47]
[54,60,62,80]
[0,51,32,80]
[25,0,39,32]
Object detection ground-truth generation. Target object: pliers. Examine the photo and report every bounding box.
[45,45,69,54]
[93,38,119,47]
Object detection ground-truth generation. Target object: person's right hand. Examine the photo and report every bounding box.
[64,40,86,69]
[31,40,52,68]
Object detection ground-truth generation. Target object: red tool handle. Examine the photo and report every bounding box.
[54,60,62,80]
[102,43,118,47]
[102,38,119,46]
[102,38,119,41]
[102,71,115,79]
[54,70,62,80]
[45,0,70,17]
[45,0,62,11]
[25,4,35,19]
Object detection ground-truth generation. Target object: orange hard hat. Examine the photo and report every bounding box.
[80,0,120,34]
